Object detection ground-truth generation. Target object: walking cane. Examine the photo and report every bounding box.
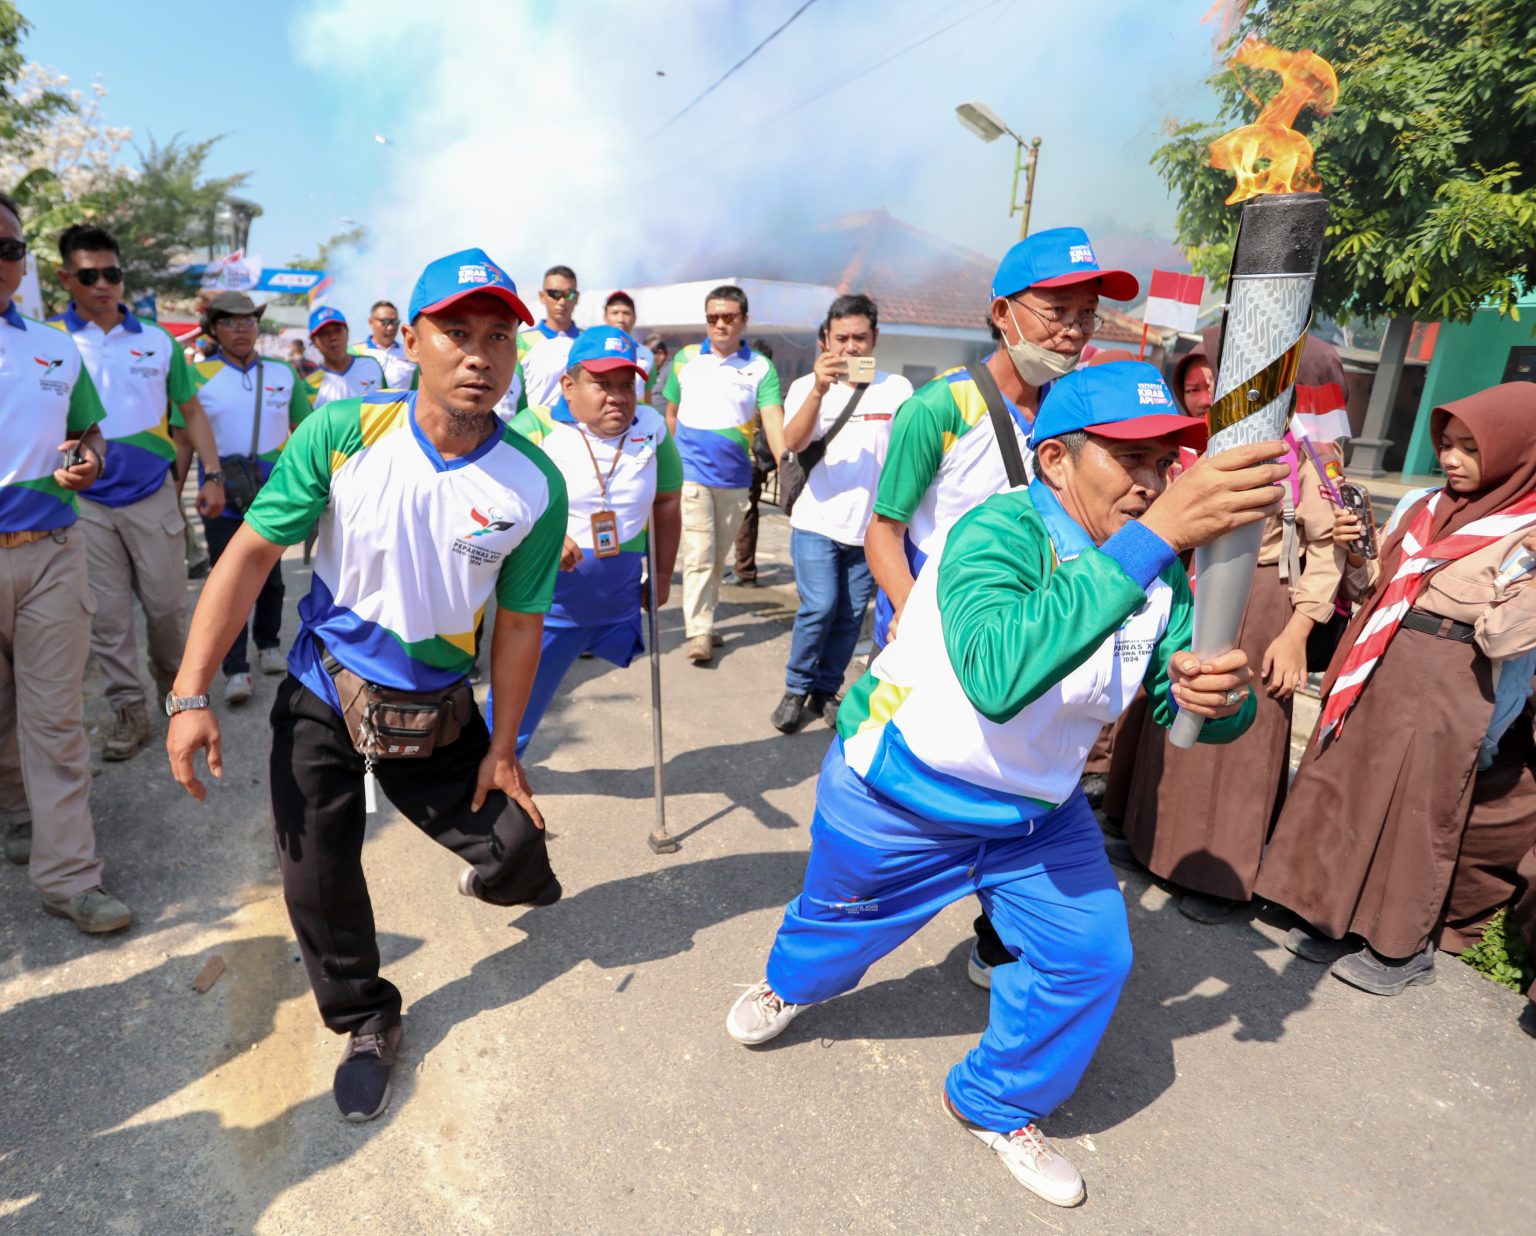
[644,520,678,853]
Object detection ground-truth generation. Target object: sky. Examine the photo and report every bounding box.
[21,0,1233,322]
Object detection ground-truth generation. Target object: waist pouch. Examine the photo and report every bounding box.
[218,453,263,515]
[318,639,472,760]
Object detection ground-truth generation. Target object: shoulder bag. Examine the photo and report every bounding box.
[219,358,266,515]
[777,381,869,515]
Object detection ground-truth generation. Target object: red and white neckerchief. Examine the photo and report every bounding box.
[1316,488,1536,746]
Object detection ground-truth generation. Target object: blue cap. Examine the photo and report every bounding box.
[308,305,346,337]
[567,325,648,378]
[1031,361,1206,449]
[991,227,1139,302]
[407,247,534,325]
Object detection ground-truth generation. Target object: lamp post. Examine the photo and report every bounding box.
[956,101,1041,239]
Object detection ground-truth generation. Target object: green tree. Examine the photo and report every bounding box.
[0,1,70,176]
[1154,0,1536,326]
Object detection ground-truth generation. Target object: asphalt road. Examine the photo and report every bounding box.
[1,512,1532,1234]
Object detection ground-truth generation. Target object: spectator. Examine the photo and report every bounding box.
[52,222,226,762]
[770,294,912,733]
[287,337,317,377]
[0,190,131,933]
[663,285,784,663]
[192,290,313,704]
[350,299,417,389]
[305,306,385,407]
[731,336,778,587]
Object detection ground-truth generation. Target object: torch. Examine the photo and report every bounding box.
[1168,39,1335,750]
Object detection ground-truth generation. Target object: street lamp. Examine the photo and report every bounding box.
[955,101,1041,239]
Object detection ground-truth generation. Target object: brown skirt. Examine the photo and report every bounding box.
[1513,840,1536,1007]
[1254,623,1495,957]
[1120,565,1293,900]
[1439,707,1536,953]
[1102,690,1149,821]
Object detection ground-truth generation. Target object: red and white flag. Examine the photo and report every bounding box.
[1291,381,1352,443]
[1142,269,1205,332]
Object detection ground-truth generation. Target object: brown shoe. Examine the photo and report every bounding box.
[42,887,133,934]
[686,635,713,663]
[103,701,151,761]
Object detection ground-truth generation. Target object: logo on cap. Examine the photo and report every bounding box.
[458,263,490,285]
[1137,382,1171,405]
[604,336,628,353]
[1069,244,1096,264]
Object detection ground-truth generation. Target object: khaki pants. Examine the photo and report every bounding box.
[78,476,188,709]
[0,527,103,896]
[680,481,749,639]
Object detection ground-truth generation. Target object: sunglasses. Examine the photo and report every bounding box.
[70,266,123,287]
[371,316,399,327]
[542,288,579,302]
[705,312,742,326]
[0,238,27,262]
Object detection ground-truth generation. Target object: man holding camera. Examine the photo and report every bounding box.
[167,248,567,1122]
[51,223,227,762]
[728,361,1278,1207]
[770,293,911,734]
[0,193,131,933]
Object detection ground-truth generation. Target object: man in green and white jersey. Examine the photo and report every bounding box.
[306,306,385,407]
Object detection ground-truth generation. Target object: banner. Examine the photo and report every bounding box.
[182,254,328,296]
[1143,269,1206,333]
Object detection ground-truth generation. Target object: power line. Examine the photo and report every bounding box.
[649,0,822,139]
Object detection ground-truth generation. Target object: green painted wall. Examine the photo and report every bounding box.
[1403,293,1536,474]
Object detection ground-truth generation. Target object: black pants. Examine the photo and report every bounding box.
[732,463,769,580]
[269,676,560,1035]
[203,515,284,676]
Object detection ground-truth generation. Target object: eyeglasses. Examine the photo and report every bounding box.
[70,266,123,287]
[0,238,27,262]
[542,288,579,302]
[371,315,400,327]
[705,312,742,326]
[1011,299,1105,335]
[217,314,259,329]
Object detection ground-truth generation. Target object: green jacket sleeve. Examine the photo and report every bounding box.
[937,496,1157,725]
[1144,561,1258,743]
[495,431,568,614]
[872,383,953,524]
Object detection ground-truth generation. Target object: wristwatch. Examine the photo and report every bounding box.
[165,690,211,717]
[203,470,225,486]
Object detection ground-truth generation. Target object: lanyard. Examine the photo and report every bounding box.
[574,423,626,509]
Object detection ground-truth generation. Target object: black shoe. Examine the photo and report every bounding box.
[1177,891,1241,924]
[1104,836,1141,871]
[1331,942,1436,996]
[1282,923,1343,964]
[771,691,807,734]
[1519,1004,1536,1039]
[1079,772,1108,808]
[806,690,842,728]
[972,913,1014,970]
[334,1023,402,1122]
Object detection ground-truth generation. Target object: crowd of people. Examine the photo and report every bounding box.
[2,184,1532,1208]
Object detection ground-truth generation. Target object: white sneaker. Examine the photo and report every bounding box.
[258,646,287,675]
[726,981,804,1045]
[967,946,993,990]
[943,1092,1085,1207]
[224,672,254,705]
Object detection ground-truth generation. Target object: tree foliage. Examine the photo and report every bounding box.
[1154,0,1536,324]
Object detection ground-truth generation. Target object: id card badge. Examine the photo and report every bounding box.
[591,510,621,558]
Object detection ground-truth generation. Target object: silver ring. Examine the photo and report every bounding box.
[1223,688,1246,706]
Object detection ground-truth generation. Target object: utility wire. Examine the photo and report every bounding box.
[649,0,822,139]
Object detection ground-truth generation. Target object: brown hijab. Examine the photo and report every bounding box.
[1321,382,1536,694]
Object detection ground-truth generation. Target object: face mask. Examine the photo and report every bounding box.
[1004,302,1081,386]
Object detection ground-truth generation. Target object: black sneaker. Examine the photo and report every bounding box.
[771,691,807,734]
[1177,890,1241,924]
[334,1023,402,1122]
[1331,942,1436,996]
[806,690,842,728]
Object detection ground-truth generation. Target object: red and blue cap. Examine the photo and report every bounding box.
[1031,361,1206,450]
[992,227,1139,302]
[568,325,648,379]
[308,305,346,337]
[407,247,534,325]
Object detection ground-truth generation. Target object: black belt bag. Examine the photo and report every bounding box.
[1401,608,1476,644]
[318,639,473,760]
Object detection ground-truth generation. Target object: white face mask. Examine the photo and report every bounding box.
[1004,302,1082,386]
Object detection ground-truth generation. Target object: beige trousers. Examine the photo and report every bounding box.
[680,481,749,639]
[0,527,103,895]
[77,476,188,709]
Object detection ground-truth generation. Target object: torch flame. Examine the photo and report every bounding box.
[1209,37,1338,204]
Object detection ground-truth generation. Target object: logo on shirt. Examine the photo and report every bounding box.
[1068,243,1096,264]
[1137,382,1170,406]
[453,506,515,567]
[467,506,515,537]
[129,348,156,360]
[128,347,163,379]
[33,355,69,394]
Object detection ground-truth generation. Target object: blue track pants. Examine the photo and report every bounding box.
[764,749,1132,1133]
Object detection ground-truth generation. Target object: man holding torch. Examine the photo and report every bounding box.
[726,361,1283,1206]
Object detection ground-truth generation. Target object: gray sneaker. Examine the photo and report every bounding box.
[3,814,31,865]
[42,887,132,934]
[258,646,287,675]
[103,701,151,761]
[224,672,254,704]
[726,981,804,1045]
[1331,942,1435,996]
[943,1091,1085,1207]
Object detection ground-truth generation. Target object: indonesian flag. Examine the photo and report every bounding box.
[1142,269,1205,332]
[1291,381,1352,443]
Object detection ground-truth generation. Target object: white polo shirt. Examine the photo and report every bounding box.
[306,354,386,408]
[52,304,195,509]
[786,369,913,545]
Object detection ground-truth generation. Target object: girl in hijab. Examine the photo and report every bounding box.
[1256,382,1536,995]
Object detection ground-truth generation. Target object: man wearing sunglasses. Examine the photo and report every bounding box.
[0,192,133,934]
[515,264,583,411]
[350,299,417,389]
[662,285,784,663]
[51,223,225,763]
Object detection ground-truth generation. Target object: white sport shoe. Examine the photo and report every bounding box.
[726,981,803,1045]
[258,646,287,675]
[943,1091,1085,1207]
[224,672,254,705]
[966,946,993,990]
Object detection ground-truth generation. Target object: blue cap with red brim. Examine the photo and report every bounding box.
[568,325,648,380]
[407,247,534,325]
[1031,361,1207,451]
